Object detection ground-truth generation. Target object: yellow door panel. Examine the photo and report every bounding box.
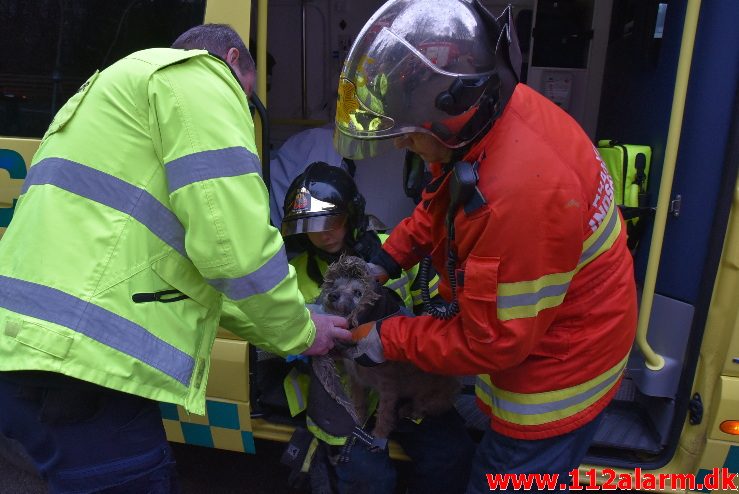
[709,377,739,443]
[207,337,250,402]
[204,0,251,40]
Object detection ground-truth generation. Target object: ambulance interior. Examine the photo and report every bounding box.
[1,0,736,474]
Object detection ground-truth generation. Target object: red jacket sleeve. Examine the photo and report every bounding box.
[381,209,431,270]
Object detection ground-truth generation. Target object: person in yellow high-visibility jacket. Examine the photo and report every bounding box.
[0,24,349,493]
[281,161,474,494]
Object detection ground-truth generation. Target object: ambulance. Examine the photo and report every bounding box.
[0,0,737,491]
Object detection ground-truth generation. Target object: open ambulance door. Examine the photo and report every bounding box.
[569,0,739,481]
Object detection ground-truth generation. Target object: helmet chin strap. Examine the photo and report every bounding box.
[455,78,502,144]
[430,0,520,156]
[432,45,518,160]
[430,74,502,163]
[449,144,473,165]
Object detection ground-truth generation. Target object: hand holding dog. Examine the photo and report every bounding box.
[301,313,351,356]
[346,321,385,366]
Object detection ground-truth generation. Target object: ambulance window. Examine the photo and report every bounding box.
[0,0,206,139]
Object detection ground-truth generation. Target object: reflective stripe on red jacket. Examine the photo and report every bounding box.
[379,84,638,440]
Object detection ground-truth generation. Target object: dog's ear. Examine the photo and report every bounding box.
[337,255,369,282]
[316,285,327,307]
[323,263,339,284]
[364,287,381,306]
[324,255,350,282]
[355,287,399,324]
[317,273,339,308]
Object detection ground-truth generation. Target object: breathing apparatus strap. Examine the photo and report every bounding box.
[455,78,502,145]
[431,75,501,153]
[422,160,486,319]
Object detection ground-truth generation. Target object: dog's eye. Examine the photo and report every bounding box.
[328,293,339,303]
[353,289,363,298]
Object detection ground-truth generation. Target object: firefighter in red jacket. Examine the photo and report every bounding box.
[334,0,638,491]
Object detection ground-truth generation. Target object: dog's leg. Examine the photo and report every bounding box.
[348,376,369,425]
[372,392,398,440]
[411,377,460,418]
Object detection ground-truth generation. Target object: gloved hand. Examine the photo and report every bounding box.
[302,313,351,356]
[344,320,384,366]
[366,262,389,284]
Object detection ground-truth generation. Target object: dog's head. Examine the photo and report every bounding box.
[319,255,381,325]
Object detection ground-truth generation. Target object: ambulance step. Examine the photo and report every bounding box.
[590,402,662,454]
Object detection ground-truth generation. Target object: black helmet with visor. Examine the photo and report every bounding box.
[281,162,367,239]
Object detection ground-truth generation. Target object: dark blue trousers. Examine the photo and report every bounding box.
[0,372,177,494]
[334,408,476,494]
[466,412,605,493]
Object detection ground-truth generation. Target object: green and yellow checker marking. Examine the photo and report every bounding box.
[159,399,256,454]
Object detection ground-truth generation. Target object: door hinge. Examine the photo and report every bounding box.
[688,393,703,425]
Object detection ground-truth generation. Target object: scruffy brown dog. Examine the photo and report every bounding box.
[318,254,461,440]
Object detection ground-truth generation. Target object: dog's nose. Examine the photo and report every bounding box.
[337,300,356,314]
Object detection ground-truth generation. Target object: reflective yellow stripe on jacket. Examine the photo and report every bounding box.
[475,354,628,426]
[476,200,623,425]
[284,367,310,418]
[496,200,621,321]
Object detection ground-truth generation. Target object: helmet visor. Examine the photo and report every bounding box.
[281,186,349,236]
[334,127,401,160]
[335,25,496,159]
[281,213,347,237]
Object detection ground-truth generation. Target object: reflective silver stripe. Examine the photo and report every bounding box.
[292,383,306,413]
[475,375,493,403]
[22,158,186,257]
[385,273,408,292]
[428,276,440,294]
[165,147,262,194]
[490,369,622,416]
[206,246,289,300]
[397,285,409,303]
[497,281,570,309]
[386,273,410,304]
[579,203,618,265]
[0,275,194,385]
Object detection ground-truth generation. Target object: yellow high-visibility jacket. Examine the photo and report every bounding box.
[0,49,314,415]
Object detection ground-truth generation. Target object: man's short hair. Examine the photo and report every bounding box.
[171,23,255,75]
